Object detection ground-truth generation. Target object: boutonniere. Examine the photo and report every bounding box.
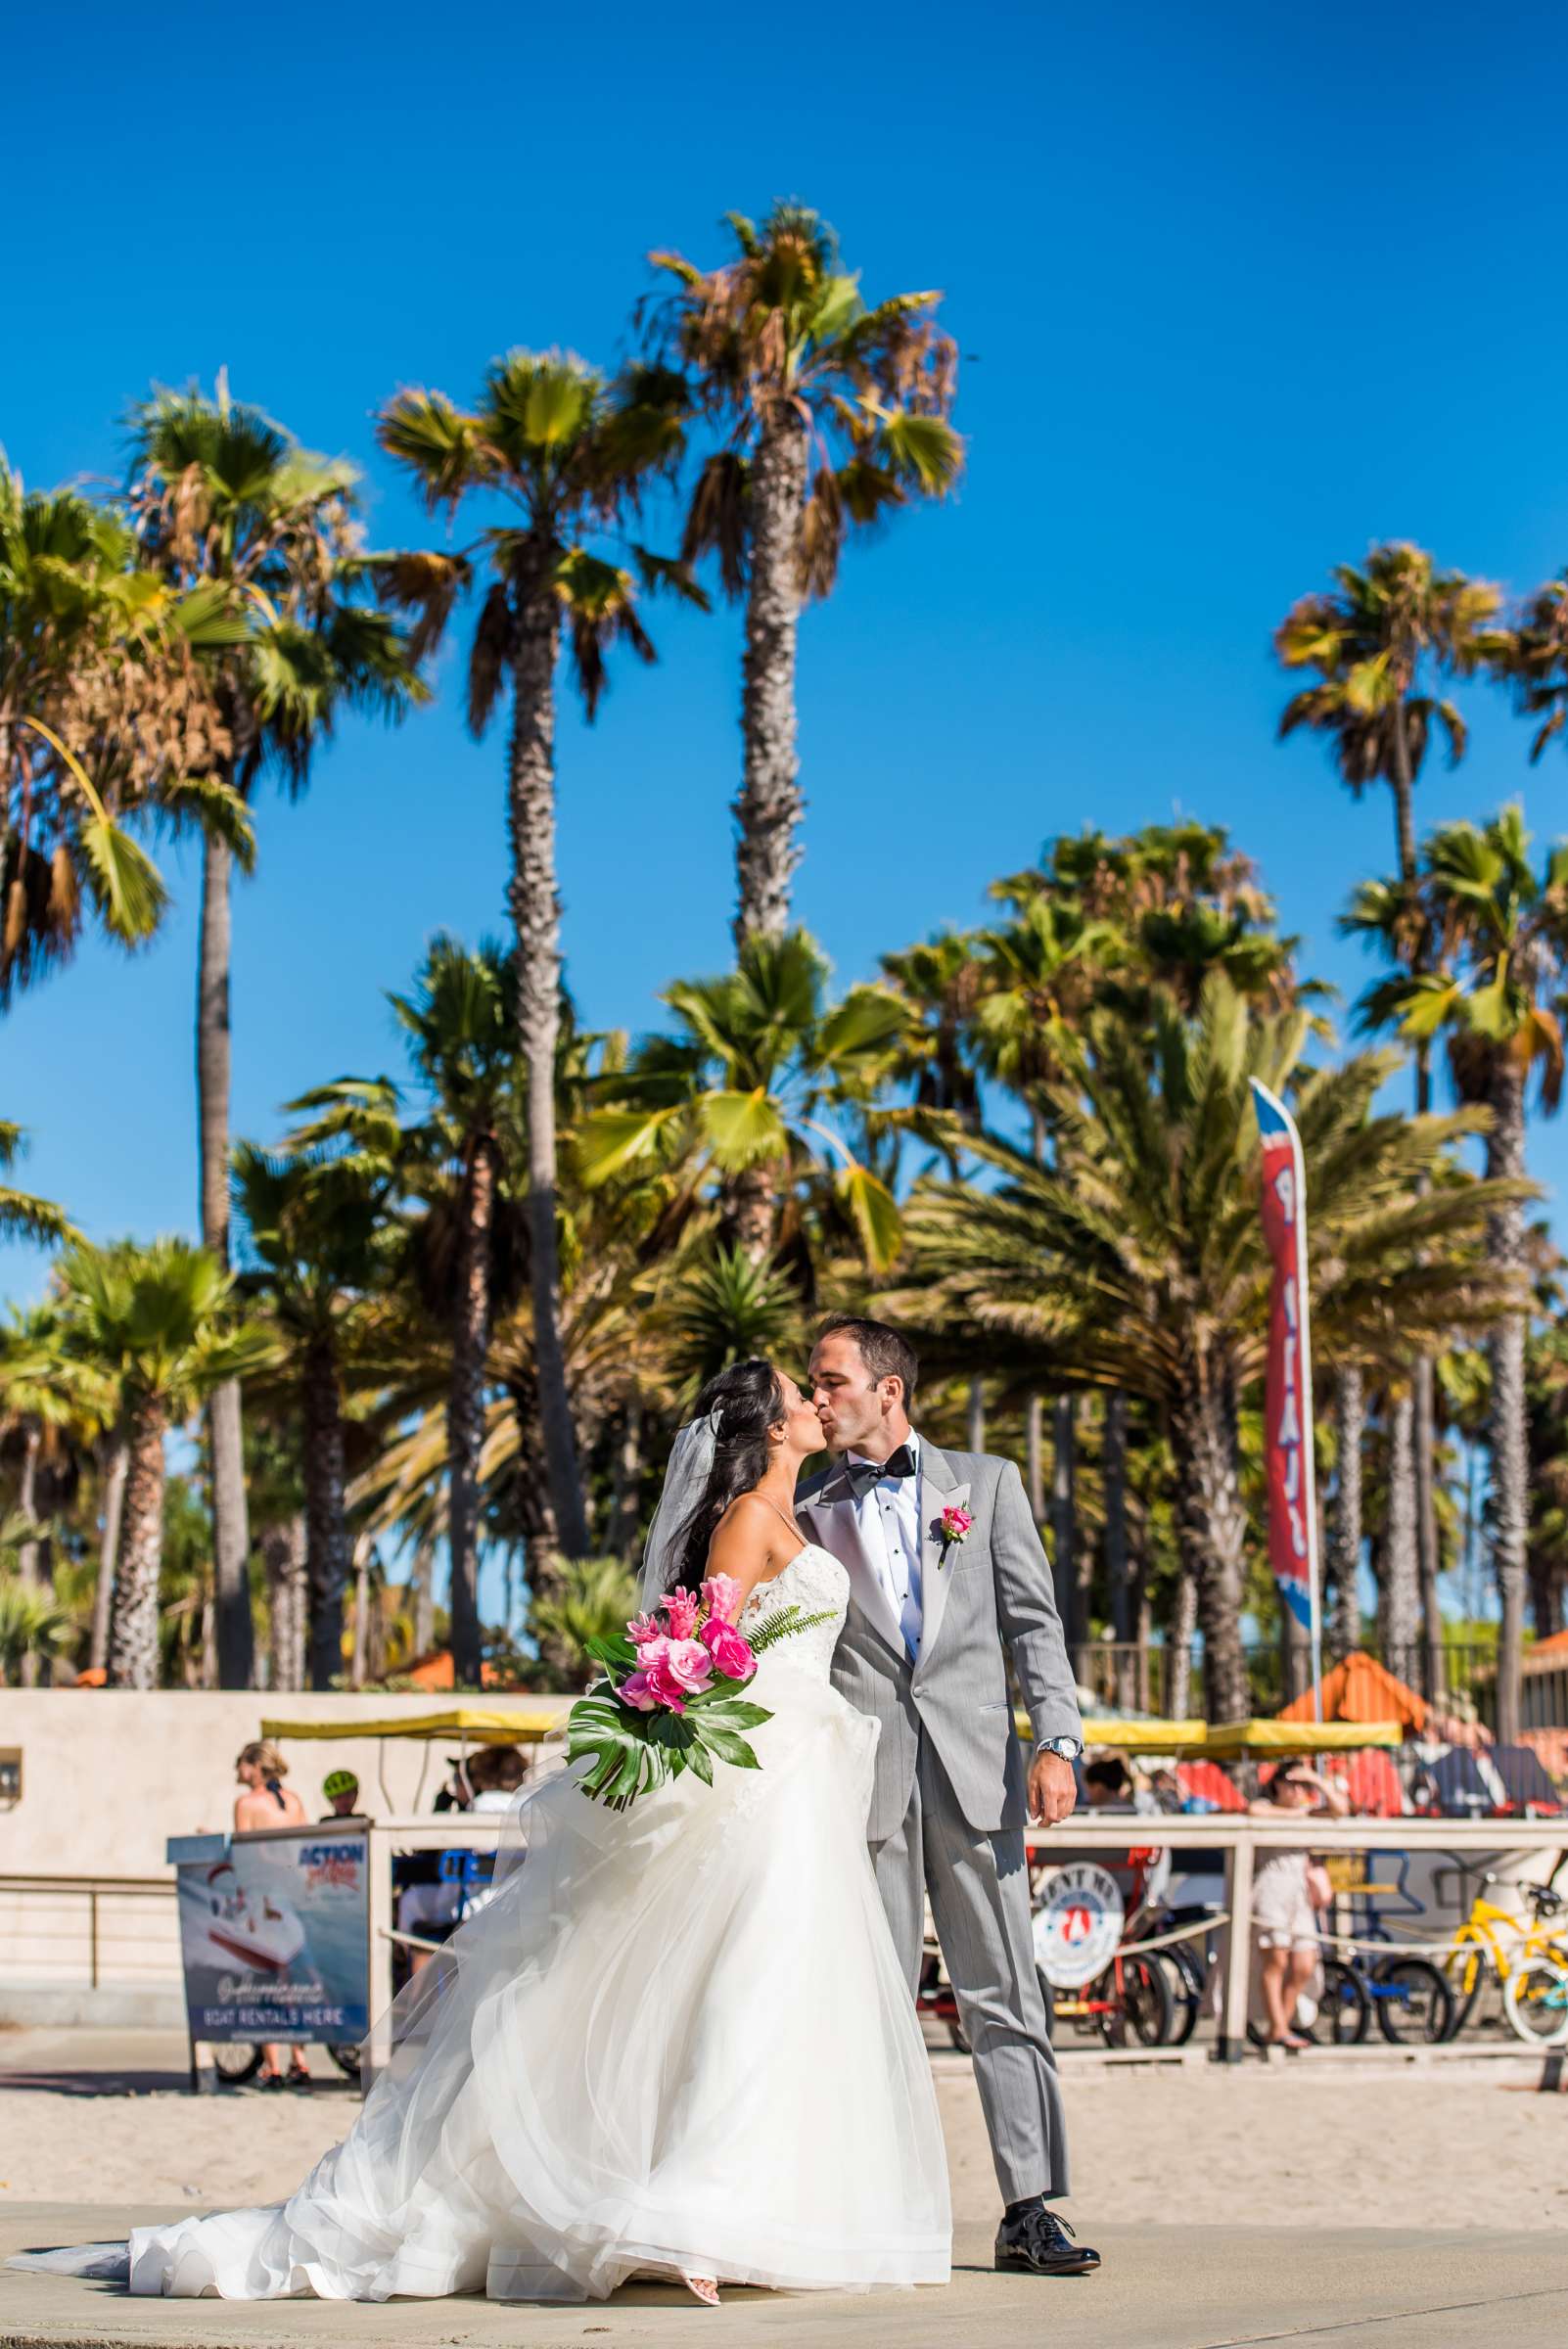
[933,1503,974,1566]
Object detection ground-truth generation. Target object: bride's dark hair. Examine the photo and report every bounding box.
[669,1358,785,1590]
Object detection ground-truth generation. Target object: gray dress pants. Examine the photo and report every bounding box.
[871,1733,1069,2203]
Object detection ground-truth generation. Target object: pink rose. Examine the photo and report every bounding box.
[663,1637,715,1693]
[940,1504,973,1540]
[626,1612,664,1648]
[700,1618,756,1680]
[663,1585,700,1640]
[700,1572,742,1626]
[618,1670,658,1712]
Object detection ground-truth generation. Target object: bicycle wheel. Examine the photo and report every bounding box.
[208,2041,263,2085]
[1316,1958,1370,2045]
[1371,1957,1452,2046]
[1156,1945,1203,2048]
[1502,1956,1568,2047]
[1099,1954,1173,2047]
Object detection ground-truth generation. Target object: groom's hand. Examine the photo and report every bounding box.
[1028,1751,1078,1827]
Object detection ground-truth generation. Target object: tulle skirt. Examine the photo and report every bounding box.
[123,1659,950,2303]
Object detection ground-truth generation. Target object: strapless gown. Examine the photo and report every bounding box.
[17,1546,950,2304]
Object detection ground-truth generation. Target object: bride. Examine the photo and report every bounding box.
[20,1360,950,2309]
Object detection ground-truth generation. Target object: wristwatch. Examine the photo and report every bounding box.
[1038,1736,1084,1762]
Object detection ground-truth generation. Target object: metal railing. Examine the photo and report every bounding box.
[0,1873,175,1989]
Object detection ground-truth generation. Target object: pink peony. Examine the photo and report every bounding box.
[663,1585,700,1640]
[618,1670,658,1712]
[700,1572,742,1626]
[700,1617,756,1680]
[626,1612,664,1648]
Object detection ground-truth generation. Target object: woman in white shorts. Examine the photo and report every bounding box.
[1249,1765,1347,2048]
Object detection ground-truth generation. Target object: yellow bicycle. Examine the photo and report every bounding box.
[1442,1875,1568,2042]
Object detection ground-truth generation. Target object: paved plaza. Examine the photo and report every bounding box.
[3,2208,1567,2348]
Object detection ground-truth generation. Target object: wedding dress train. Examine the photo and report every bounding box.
[17,1546,950,2305]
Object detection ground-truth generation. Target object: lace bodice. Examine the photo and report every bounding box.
[738,1543,849,1682]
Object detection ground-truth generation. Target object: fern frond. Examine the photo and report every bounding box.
[743,1604,838,1655]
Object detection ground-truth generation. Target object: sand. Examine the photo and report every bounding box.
[2,2032,1564,2234]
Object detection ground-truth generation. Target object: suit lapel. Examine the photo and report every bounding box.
[799,1470,908,1664]
[916,1442,968,1667]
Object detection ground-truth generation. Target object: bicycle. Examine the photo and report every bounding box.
[1442,1875,1568,2043]
[1503,1952,1568,2047]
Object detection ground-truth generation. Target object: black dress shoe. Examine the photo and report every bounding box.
[994,2203,1101,2277]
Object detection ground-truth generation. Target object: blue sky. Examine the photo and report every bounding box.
[6,4,1568,1624]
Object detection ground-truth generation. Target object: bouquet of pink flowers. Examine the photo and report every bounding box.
[567,1574,832,1810]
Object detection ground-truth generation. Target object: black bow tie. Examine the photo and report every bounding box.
[838,1445,917,1498]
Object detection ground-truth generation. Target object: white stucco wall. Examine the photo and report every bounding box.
[0,1688,571,2013]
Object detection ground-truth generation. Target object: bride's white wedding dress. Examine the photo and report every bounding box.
[20,1546,950,2305]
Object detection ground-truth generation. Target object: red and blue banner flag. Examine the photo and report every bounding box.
[1249,1081,1321,1661]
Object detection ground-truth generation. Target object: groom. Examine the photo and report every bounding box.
[799,1314,1100,2280]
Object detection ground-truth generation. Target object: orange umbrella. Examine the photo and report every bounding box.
[1278,1649,1430,1731]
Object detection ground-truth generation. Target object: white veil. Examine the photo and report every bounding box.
[637,1408,721,1604]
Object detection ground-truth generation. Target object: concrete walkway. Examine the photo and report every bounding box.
[3,2209,1566,2349]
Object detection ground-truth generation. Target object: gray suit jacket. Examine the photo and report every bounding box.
[798,1438,1083,1844]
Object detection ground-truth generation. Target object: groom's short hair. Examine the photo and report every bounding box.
[816,1314,918,1408]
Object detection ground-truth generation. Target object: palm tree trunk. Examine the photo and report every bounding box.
[448,1135,497,1684]
[197,821,254,1691]
[412,1536,436,1657]
[350,1533,371,1689]
[508,576,590,1559]
[108,1396,166,1689]
[1173,1371,1248,1720]
[261,1516,306,1691]
[302,1332,350,1691]
[90,1432,128,1675]
[1026,1394,1044,1521]
[16,1424,39,1687]
[734,410,810,945]
[1381,1390,1420,1682]
[610,1396,644,1557]
[1050,1395,1079,1651]
[1165,1569,1198,1718]
[1329,1365,1363,1662]
[966,1377,985,1451]
[1103,1390,1133,1705]
[1487,1057,1529,1744]
[727,1164,777,1263]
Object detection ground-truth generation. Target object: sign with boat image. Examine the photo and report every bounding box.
[170,1821,371,2043]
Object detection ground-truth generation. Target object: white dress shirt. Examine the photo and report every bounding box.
[847,1433,925,1661]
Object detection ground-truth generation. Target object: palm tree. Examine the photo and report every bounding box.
[0,1562,70,1683]
[578,930,908,1268]
[0,458,197,1001]
[889,979,1522,1718]
[378,351,693,1559]
[649,204,962,942]
[232,1138,399,1691]
[1347,806,1568,1737]
[125,384,426,1689]
[0,1122,71,1248]
[293,937,527,1683]
[56,1238,273,1688]
[1277,547,1501,1696]
[529,1556,641,1688]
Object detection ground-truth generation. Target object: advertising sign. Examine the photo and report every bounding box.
[173,1822,369,2044]
[1250,1078,1322,1686]
[1032,1861,1126,1989]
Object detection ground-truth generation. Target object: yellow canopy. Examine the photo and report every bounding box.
[1202,1719,1402,1759]
[1013,1713,1403,1756]
[261,1704,573,1747]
